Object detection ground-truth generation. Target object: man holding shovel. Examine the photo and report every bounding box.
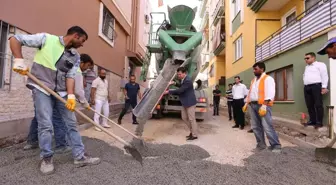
[9,26,100,175]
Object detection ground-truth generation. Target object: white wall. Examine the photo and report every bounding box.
[327,28,336,133]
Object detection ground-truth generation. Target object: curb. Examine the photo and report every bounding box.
[277,132,319,149]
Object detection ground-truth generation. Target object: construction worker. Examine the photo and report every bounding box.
[9,26,100,175]
[243,62,281,153]
[75,54,94,109]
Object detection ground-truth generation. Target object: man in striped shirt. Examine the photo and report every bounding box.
[83,65,97,102]
[226,83,233,121]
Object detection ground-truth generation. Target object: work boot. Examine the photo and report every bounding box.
[186,133,192,138]
[23,143,38,150]
[117,119,122,125]
[132,122,139,125]
[232,125,239,128]
[40,157,54,175]
[74,153,101,167]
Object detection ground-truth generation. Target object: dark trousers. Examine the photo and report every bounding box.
[119,100,137,123]
[213,100,220,115]
[233,99,245,127]
[227,101,233,120]
[304,83,324,124]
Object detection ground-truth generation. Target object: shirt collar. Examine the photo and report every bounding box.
[59,36,65,46]
[307,61,317,66]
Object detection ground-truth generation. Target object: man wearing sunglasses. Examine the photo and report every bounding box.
[303,52,328,129]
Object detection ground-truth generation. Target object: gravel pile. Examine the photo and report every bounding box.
[0,137,335,185]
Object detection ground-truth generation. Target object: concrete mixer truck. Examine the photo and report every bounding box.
[133,5,209,122]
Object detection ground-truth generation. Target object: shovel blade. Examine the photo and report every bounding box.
[315,147,336,164]
[124,145,143,165]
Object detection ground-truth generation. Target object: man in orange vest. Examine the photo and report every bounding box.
[243,62,281,152]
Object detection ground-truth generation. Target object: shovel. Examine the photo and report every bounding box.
[26,72,143,165]
[315,105,336,164]
[87,107,145,146]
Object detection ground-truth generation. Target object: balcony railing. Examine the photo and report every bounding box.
[256,0,336,63]
[211,0,225,25]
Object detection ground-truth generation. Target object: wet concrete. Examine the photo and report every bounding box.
[0,137,335,185]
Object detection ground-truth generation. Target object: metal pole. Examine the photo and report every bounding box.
[327,105,335,139]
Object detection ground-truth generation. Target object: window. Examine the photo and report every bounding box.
[234,36,242,61]
[0,21,9,88]
[282,8,296,27]
[267,66,294,101]
[98,3,116,47]
[232,0,241,17]
[305,0,321,14]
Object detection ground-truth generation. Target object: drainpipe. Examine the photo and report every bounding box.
[327,105,335,139]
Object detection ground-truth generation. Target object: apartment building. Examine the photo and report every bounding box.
[0,0,151,145]
[199,0,226,101]
[225,0,336,122]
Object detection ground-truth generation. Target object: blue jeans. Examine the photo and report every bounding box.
[84,83,92,102]
[248,103,281,149]
[32,88,85,159]
[27,106,67,149]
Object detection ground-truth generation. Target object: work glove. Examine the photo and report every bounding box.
[65,94,76,111]
[242,103,248,113]
[13,58,29,75]
[258,105,267,117]
[81,101,90,110]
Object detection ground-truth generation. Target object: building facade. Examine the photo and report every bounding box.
[0,0,151,146]
[225,0,336,122]
[199,0,226,103]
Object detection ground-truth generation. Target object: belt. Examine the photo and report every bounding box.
[305,83,321,86]
[250,101,258,104]
[233,98,244,100]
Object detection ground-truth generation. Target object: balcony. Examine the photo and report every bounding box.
[255,0,336,63]
[248,0,291,12]
[211,0,225,25]
[212,23,225,56]
[199,6,209,30]
[199,0,209,18]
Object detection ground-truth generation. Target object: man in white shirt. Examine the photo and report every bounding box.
[303,52,328,128]
[244,62,281,152]
[90,69,111,131]
[232,76,248,130]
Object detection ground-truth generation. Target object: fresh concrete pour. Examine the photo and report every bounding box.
[0,137,335,185]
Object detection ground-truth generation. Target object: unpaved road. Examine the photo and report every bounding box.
[0,112,335,185]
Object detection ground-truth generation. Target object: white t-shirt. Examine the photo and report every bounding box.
[91,77,109,101]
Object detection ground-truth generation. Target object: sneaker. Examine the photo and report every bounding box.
[23,143,38,150]
[187,136,198,141]
[40,157,54,175]
[101,123,111,128]
[74,154,101,167]
[55,146,72,154]
[94,127,102,132]
[132,122,139,125]
[232,125,239,128]
[271,148,282,153]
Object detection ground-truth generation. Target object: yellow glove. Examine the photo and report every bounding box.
[13,58,29,75]
[258,105,267,117]
[65,94,76,111]
[242,103,248,113]
[82,101,91,110]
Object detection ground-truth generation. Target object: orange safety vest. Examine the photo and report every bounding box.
[246,74,274,106]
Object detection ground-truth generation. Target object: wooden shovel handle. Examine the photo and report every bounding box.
[26,72,130,146]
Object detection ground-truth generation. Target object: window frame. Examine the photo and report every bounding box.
[0,21,9,89]
[267,65,294,101]
[304,0,322,14]
[234,35,243,62]
[281,7,296,27]
[232,0,241,18]
[98,2,116,47]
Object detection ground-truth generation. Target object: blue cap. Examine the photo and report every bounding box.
[318,37,336,55]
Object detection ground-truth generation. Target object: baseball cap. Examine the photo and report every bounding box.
[317,37,336,55]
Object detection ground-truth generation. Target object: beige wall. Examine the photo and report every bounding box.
[138,0,152,51]
[113,0,132,24]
